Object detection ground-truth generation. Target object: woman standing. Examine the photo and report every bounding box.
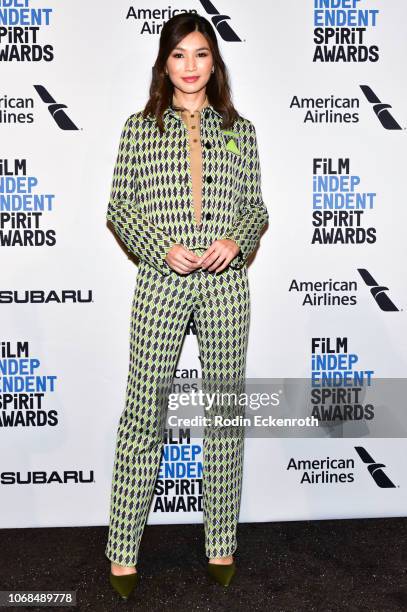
[105,12,269,601]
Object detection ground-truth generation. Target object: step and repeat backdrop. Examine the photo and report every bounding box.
[1,1,406,529]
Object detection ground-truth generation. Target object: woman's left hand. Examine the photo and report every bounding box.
[196,239,240,273]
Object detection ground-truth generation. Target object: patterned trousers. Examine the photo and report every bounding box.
[105,250,250,566]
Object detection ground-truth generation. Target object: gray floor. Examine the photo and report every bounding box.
[1,518,406,611]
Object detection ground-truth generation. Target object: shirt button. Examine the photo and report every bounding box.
[205,176,213,183]
[205,142,211,149]
[205,213,212,220]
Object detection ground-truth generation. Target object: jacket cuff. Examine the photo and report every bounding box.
[222,235,246,269]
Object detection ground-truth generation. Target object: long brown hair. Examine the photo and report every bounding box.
[142,12,241,133]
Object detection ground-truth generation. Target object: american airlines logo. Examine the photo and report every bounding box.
[354,446,396,488]
[357,269,399,311]
[33,85,79,130]
[359,85,403,130]
[199,0,241,41]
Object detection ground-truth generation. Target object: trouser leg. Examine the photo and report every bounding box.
[105,263,193,566]
[194,267,251,559]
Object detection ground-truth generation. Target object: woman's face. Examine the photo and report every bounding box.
[166,31,213,95]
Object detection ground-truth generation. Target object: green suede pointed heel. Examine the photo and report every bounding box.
[109,570,138,601]
[207,561,236,586]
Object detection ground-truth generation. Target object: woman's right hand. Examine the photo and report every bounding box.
[165,244,202,275]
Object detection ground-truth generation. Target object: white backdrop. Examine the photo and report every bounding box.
[1,0,406,528]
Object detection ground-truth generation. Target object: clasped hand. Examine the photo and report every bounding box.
[165,239,240,275]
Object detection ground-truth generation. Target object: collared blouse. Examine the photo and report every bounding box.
[171,92,209,228]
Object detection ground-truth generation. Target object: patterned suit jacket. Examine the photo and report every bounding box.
[107,102,269,275]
